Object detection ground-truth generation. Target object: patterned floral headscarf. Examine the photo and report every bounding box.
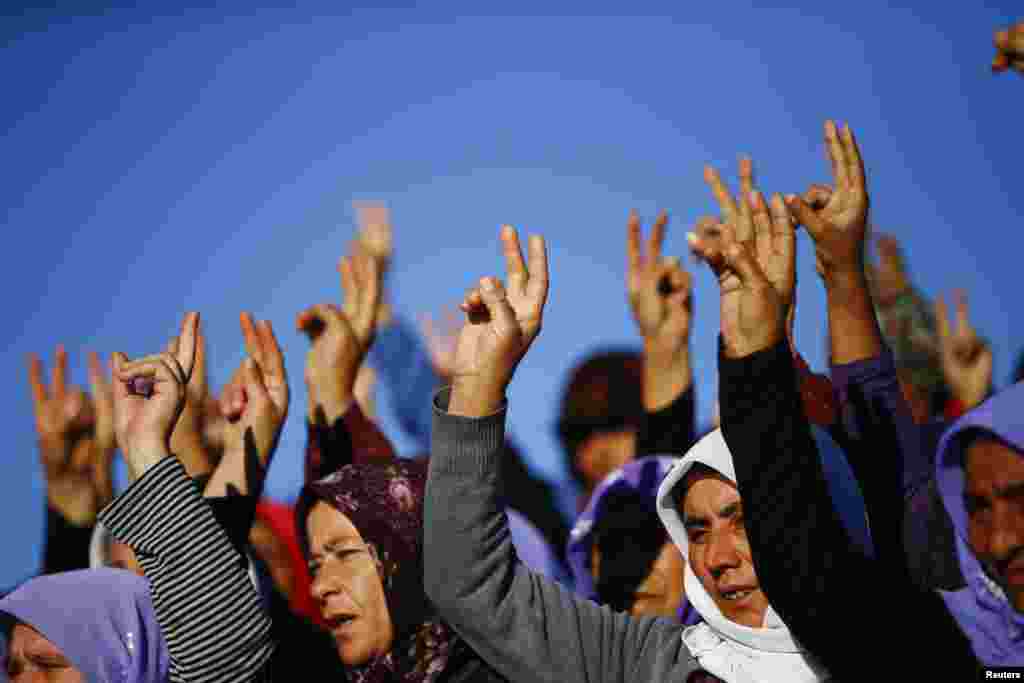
[296,458,468,683]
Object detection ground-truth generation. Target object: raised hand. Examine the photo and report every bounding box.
[166,321,218,476]
[936,290,992,410]
[786,121,869,284]
[353,201,393,265]
[627,210,693,354]
[993,22,1024,75]
[297,243,381,425]
[688,161,795,359]
[28,346,112,524]
[626,209,694,410]
[205,313,289,497]
[226,312,289,460]
[867,234,911,308]
[448,225,549,417]
[111,312,199,480]
[354,200,393,327]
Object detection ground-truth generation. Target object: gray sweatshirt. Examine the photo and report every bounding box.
[424,389,702,683]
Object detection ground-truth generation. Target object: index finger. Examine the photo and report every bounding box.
[27,353,47,405]
[239,311,263,367]
[501,225,529,291]
[176,312,199,383]
[704,166,738,222]
[626,210,643,273]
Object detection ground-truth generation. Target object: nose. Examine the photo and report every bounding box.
[311,570,336,605]
[989,503,1024,568]
[705,530,741,578]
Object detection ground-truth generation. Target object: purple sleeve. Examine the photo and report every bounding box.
[829,348,930,500]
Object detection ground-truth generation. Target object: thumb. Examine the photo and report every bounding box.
[721,242,770,288]
[785,196,829,243]
[477,277,519,338]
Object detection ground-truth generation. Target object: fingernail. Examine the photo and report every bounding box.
[482,278,495,291]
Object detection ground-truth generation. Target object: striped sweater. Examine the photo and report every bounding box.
[99,456,276,682]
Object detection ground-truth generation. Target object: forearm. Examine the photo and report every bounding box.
[825,269,883,365]
[830,347,930,501]
[41,504,93,574]
[636,380,696,458]
[304,402,397,483]
[99,456,275,682]
[719,339,872,666]
[641,343,692,414]
[425,388,677,683]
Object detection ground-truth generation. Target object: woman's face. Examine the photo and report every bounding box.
[5,622,84,682]
[307,501,394,666]
[680,470,769,628]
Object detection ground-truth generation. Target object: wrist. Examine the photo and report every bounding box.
[642,345,692,412]
[124,442,171,481]
[642,337,690,368]
[823,266,869,293]
[449,378,505,418]
[307,382,354,425]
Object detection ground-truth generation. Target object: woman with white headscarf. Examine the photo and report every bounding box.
[423,129,979,683]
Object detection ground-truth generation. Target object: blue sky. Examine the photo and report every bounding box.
[2,1,1022,586]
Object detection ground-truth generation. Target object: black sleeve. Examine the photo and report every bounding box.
[41,505,93,574]
[719,338,978,679]
[635,386,696,458]
[205,494,259,563]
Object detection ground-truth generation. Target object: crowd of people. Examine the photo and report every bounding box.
[2,20,1023,683]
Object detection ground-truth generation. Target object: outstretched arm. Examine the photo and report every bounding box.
[299,237,396,480]
[425,226,698,683]
[101,312,276,682]
[626,209,697,456]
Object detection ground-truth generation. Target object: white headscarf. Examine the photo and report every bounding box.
[655,429,831,682]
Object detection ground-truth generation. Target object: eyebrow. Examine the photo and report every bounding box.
[309,537,361,560]
[966,480,1024,501]
[683,501,742,529]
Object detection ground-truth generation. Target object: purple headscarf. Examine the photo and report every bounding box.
[936,382,1024,665]
[0,568,168,682]
[567,456,700,625]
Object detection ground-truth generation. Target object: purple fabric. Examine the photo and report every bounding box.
[830,348,930,499]
[297,459,465,683]
[935,381,1024,665]
[566,456,700,625]
[506,508,570,584]
[0,568,168,682]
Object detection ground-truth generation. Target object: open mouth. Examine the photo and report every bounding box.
[720,588,755,602]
